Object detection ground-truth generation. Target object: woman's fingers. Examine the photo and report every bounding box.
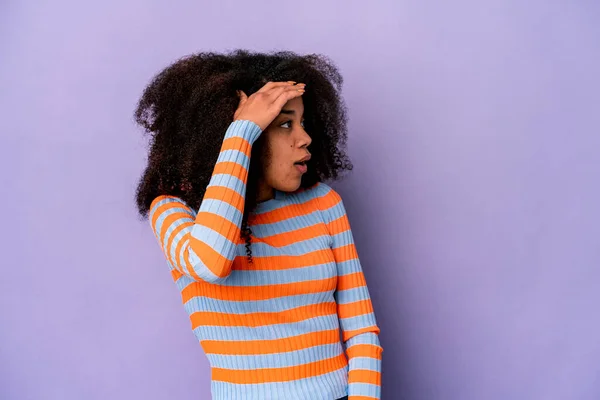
[265,83,302,102]
[272,84,305,110]
[256,81,296,93]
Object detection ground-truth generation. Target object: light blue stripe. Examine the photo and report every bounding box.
[335,286,370,305]
[176,238,221,282]
[349,356,381,371]
[289,183,330,206]
[150,196,192,224]
[176,263,338,291]
[339,313,378,333]
[174,239,194,276]
[206,343,344,369]
[222,262,337,286]
[191,299,337,328]
[216,149,250,167]
[207,173,246,197]
[200,199,242,225]
[184,292,335,315]
[346,331,381,347]
[251,198,290,214]
[152,201,193,247]
[251,210,322,234]
[349,383,381,398]
[151,204,200,276]
[150,195,192,213]
[189,223,237,259]
[245,236,332,257]
[331,229,354,247]
[336,259,362,276]
[163,220,194,268]
[325,201,345,221]
[194,315,339,341]
[175,274,195,291]
[250,183,326,216]
[224,119,262,143]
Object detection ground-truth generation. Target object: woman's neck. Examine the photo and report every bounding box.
[256,180,274,203]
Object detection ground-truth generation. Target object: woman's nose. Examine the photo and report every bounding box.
[297,128,312,147]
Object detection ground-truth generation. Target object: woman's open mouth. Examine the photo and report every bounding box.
[294,161,308,174]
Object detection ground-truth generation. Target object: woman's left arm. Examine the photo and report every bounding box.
[318,184,383,400]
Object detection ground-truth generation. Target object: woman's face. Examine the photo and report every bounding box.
[259,96,312,196]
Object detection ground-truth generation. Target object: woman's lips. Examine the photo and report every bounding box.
[295,162,308,174]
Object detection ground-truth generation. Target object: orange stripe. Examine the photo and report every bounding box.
[221,136,252,155]
[332,243,359,263]
[337,299,374,320]
[212,161,248,182]
[232,248,335,271]
[343,327,381,343]
[201,329,340,355]
[157,209,189,243]
[246,186,343,226]
[248,185,343,226]
[149,196,163,214]
[195,211,239,241]
[346,343,382,359]
[348,396,379,400]
[182,276,337,302]
[253,223,326,247]
[211,353,347,384]
[319,188,341,209]
[249,196,322,225]
[337,272,367,291]
[150,195,183,219]
[150,201,203,280]
[187,236,233,278]
[190,302,336,329]
[174,232,203,281]
[327,214,351,236]
[169,212,238,281]
[348,369,381,385]
[170,269,183,281]
[203,185,245,214]
[151,196,191,226]
[151,201,189,244]
[164,218,193,265]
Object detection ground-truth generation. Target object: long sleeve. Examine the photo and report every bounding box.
[318,184,383,400]
[148,120,262,283]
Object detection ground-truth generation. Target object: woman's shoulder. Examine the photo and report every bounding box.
[287,181,342,209]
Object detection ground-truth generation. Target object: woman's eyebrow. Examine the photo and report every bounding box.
[279,109,304,119]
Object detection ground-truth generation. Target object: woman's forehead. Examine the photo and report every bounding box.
[281,96,304,114]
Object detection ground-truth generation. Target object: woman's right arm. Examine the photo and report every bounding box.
[149,119,261,283]
[147,82,305,283]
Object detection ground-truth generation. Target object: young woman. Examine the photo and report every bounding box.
[134,50,382,400]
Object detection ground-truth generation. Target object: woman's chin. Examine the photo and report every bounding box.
[276,179,302,193]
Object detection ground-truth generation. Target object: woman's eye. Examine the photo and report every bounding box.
[280,120,305,129]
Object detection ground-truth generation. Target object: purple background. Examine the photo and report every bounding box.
[2,1,600,399]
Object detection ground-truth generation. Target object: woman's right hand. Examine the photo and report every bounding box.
[233,81,306,131]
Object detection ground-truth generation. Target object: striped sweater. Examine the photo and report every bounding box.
[149,120,383,400]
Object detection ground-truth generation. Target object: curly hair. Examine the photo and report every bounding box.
[134,49,352,262]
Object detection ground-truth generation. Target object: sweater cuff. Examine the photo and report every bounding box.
[225,119,263,144]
